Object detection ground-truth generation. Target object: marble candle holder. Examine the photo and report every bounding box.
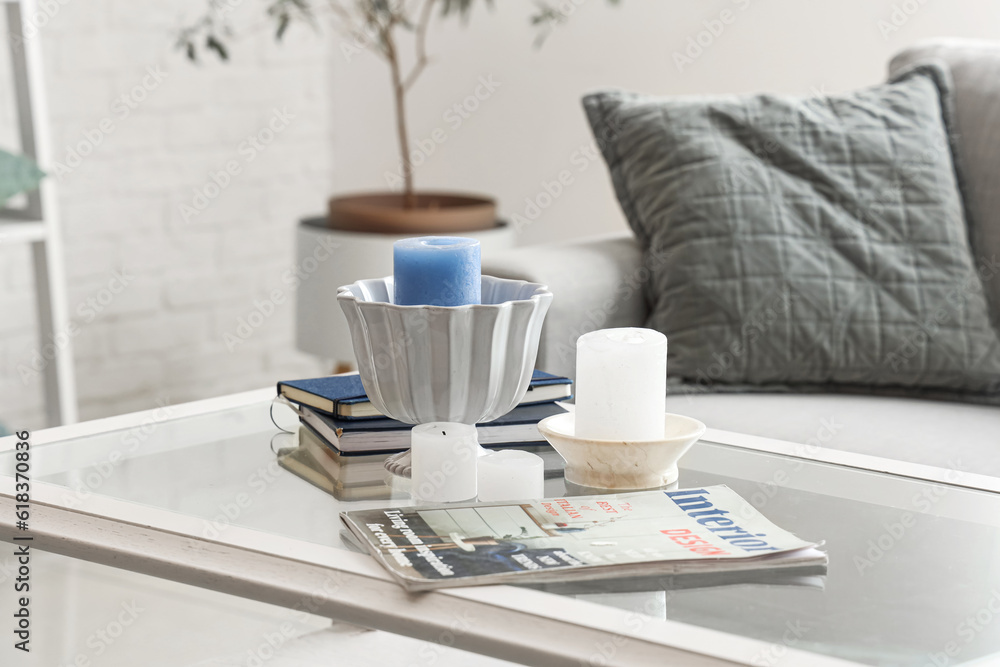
[337,275,552,425]
[537,411,706,490]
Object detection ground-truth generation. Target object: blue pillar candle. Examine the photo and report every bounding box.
[393,237,482,306]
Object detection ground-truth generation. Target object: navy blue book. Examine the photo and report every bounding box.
[278,370,572,419]
[298,401,567,455]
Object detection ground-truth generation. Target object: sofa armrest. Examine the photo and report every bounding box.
[889,40,1000,318]
[483,232,647,378]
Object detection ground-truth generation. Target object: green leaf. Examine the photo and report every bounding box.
[441,0,492,19]
[205,34,229,60]
[0,149,45,204]
[276,13,290,40]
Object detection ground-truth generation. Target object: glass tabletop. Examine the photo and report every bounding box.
[4,397,1000,667]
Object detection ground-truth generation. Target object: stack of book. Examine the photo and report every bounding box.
[274,370,572,501]
[276,370,573,456]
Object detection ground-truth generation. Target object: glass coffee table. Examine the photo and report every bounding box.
[2,388,999,667]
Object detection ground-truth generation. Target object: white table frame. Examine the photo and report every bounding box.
[1,389,997,667]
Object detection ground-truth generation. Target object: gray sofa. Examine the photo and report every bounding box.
[484,40,1000,476]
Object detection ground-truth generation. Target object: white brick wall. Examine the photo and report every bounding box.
[0,0,330,430]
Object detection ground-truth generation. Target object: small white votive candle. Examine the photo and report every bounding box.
[410,422,479,503]
[477,450,545,502]
[575,327,667,441]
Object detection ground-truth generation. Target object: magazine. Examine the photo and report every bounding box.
[340,485,827,591]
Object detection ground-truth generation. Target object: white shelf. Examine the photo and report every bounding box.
[0,219,46,243]
[1,0,77,425]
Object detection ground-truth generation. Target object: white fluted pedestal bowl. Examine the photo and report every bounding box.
[337,275,552,425]
[538,412,706,490]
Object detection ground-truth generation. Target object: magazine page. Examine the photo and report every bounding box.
[340,485,826,591]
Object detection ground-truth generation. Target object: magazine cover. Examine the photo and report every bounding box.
[340,485,827,591]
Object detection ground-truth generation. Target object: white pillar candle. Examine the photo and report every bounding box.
[574,328,667,441]
[410,422,479,503]
[477,450,545,502]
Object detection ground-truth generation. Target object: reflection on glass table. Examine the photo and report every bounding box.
[4,395,1000,667]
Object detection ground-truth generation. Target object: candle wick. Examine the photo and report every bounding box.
[442,430,447,436]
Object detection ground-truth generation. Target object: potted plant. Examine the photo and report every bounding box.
[178,0,618,234]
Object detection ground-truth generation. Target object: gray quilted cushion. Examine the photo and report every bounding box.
[584,64,1000,400]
